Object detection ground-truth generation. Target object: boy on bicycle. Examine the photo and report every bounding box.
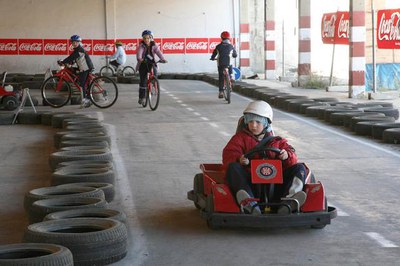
[210,31,237,99]
[109,41,127,74]
[136,30,167,105]
[59,35,94,108]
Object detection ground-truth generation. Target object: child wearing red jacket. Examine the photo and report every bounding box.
[222,100,307,215]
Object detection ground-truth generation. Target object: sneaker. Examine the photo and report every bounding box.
[218,91,224,98]
[80,98,91,109]
[277,191,307,214]
[138,98,144,105]
[236,190,261,215]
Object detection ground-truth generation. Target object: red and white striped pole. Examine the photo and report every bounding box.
[265,0,275,79]
[349,0,366,98]
[240,23,250,72]
[298,0,311,86]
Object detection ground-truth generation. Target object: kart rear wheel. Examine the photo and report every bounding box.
[193,173,204,209]
[2,95,19,110]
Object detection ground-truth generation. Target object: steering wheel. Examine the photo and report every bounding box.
[244,146,281,160]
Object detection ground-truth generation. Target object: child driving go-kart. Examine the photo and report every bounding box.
[187,100,336,229]
[223,100,307,215]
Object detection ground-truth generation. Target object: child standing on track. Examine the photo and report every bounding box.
[59,35,94,108]
[222,100,308,215]
[135,30,167,105]
[210,31,237,99]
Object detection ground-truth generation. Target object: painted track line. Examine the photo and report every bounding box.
[365,232,398,248]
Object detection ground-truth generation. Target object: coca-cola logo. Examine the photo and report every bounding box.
[162,42,184,50]
[0,43,17,51]
[19,43,42,51]
[378,12,400,41]
[124,43,137,51]
[209,42,219,50]
[322,14,336,38]
[44,43,67,51]
[186,41,208,50]
[93,43,113,52]
[337,14,349,38]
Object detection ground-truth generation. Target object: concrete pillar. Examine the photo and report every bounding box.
[104,0,116,40]
[298,0,311,86]
[239,0,251,73]
[265,0,276,79]
[349,0,366,98]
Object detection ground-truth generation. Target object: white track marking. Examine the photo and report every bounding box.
[365,232,399,248]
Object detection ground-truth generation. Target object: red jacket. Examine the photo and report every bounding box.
[222,129,298,171]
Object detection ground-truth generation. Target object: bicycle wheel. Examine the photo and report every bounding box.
[122,66,135,76]
[41,76,71,108]
[223,74,231,104]
[89,76,118,108]
[148,78,160,111]
[99,66,114,77]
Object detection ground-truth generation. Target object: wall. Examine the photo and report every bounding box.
[0,0,237,74]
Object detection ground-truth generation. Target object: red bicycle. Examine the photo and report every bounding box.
[141,61,165,111]
[41,63,118,108]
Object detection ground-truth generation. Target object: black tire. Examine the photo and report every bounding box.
[350,115,396,131]
[0,243,73,266]
[44,207,126,223]
[56,160,113,170]
[60,132,111,147]
[51,167,115,186]
[354,121,384,136]
[51,113,88,129]
[2,95,19,110]
[364,107,399,120]
[89,76,118,108]
[382,128,400,144]
[28,197,108,224]
[193,173,204,209]
[371,122,400,139]
[99,66,114,77]
[56,182,115,202]
[24,186,105,211]
[54,130,108,149]
[41,76,71,108]
[59,140,110,149]
[49,149,113,171]
[148,78,160,111]
[223,74,231,104]
[23,218,128,266]
[122,66,135,76]
[16,111,43,125]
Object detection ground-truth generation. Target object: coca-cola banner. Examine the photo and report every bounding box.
[19,39,43,55]
[377,9,400,49]
[0,39,18,55]
[44,39,68,55]
[162,38,185,54]
[321,11,349,45]
[186,38,209,53]
[119,39,138,55]
[0,38,229,55]
[92,39,114,56]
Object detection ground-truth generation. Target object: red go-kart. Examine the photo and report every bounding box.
[187,136,337,230]
[0,72,21,110]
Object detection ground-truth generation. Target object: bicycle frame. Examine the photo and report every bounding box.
[53,66,95,97]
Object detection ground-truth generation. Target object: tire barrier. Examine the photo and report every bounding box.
[56,182,115,202]
[0,243,73,266]
[49,149,113,171]
[51,167,115,186]
[23,218,128,265]
[44,207,126,223]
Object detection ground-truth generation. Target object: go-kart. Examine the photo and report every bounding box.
[187,135,337,230]
[0,72,21,110]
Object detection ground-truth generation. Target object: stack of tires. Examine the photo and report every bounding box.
[0,112,128,266]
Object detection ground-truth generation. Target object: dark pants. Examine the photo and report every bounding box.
[218,65,232,91]
[138,63,157,99]
[110,60,120,69]
[78,70,90,99]
[226,162,307,204]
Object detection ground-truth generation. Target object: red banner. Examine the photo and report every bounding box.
[92,39,114,56]
[209,38,220,53]
[377,9,400,49]
[44,39,68,55]
[321,11,349,45]
[18,39,43,55]
[119,39,138,55]
[0,39,18,55]
[162,38,185,54]
[186,38,209,53]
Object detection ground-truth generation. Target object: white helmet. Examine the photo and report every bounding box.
[243,100,273,123]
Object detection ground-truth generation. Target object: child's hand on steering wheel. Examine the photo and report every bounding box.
[278,149,288,160]
[239,155,250,166]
